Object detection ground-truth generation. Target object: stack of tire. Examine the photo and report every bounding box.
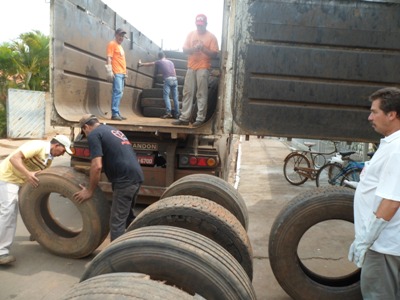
[61,174,256,299]
[140,50,220,121]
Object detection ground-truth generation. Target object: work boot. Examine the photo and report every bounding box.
[161,113,173,119]
[111,115,123,121]
[192,121,204,127]
[0,254,16,265]
[172,119,189,126]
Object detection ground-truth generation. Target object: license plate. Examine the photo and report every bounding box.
[137,154,155,165]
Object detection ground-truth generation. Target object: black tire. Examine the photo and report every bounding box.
[61,273,194,299]
[340,168,361,188]
[164,50,187,60]
[161,174,249,231]
[141,97,168,108]
[142,106,166,118]
[269,186,361,300]
[80,226,257,300]
[283,153,311,185]
[316,163,344,187]
[140,88,163,99]
[18,166,110,258]
[126,195,253,280]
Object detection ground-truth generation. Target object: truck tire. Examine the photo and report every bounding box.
[140,88,164,99]
[161,174,249,231]
[81,226,256,300]
[163,50,188,60]
[269,186,361,300]
[126,195,253,280]
[18,166,110,258]
[61,272,195,299]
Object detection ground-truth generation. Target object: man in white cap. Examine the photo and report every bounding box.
[0,135,72,265]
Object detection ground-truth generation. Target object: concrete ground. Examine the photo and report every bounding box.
[0,136,354,299]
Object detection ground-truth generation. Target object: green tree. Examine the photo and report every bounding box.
[0,30,49,137]
[0,43,18,105]
[10,30,49,91]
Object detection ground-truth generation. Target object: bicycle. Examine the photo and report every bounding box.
[283,141,338,185]
[315,152,365,188]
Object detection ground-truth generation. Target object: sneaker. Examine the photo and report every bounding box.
[0,254,16,265]
[172,119,189,126]
[118,114,127,120]
[192,121,204,127]
[111,115,123,121]
[161,113,173,119]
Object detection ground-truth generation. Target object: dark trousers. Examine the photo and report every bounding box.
[110,182,140,241]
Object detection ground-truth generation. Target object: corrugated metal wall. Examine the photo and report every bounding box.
[7,89,46,139]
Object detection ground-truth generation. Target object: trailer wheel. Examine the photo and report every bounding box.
[61,273,195,299]
[161,174,249,230]
[126,195,253,280]
[81,226,256,300]
[269,186,362,300]
[18,166,110,258]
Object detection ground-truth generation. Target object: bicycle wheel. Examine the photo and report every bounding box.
[340,168,361,189]
[315,163,343,187]
[312,153,327,169]
[283,153,311,185]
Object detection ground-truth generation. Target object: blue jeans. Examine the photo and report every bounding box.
[111,74,125,116]
[163,77,180,117]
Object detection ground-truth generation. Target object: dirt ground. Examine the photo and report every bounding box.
[0,136,355,299]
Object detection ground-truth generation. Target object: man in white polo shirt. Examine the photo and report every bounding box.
[348,87,400,299]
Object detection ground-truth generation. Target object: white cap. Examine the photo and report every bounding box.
[53,135,72,154]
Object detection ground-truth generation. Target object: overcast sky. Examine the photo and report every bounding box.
[0,0,224,50]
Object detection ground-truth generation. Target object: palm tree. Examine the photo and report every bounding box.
[10,30,49,91]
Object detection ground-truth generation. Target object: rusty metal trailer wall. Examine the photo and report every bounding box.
[231,0,400,142]
[50,0,160,127]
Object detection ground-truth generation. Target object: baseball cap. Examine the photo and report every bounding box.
[79,114,98,128]
[115,28,127,35]
[53,135,72,154]
[195,14,207,26]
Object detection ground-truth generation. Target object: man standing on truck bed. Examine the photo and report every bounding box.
[0,135,72,265]
[138,51,180,119]
[106,28,127,121]
[348,87,400,299]
[173,14,219,127]
[73,114,144,241]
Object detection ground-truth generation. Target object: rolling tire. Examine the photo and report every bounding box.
[160,174,249,231]
[80,226,257,300]
[269,186,361,300]
[61,273,194,299]
[18,166,110,258]
[283,153,311,185]
[126,195,253,280]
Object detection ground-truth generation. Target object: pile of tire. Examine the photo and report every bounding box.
[140,50,220,121]
[61,174,256,299]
